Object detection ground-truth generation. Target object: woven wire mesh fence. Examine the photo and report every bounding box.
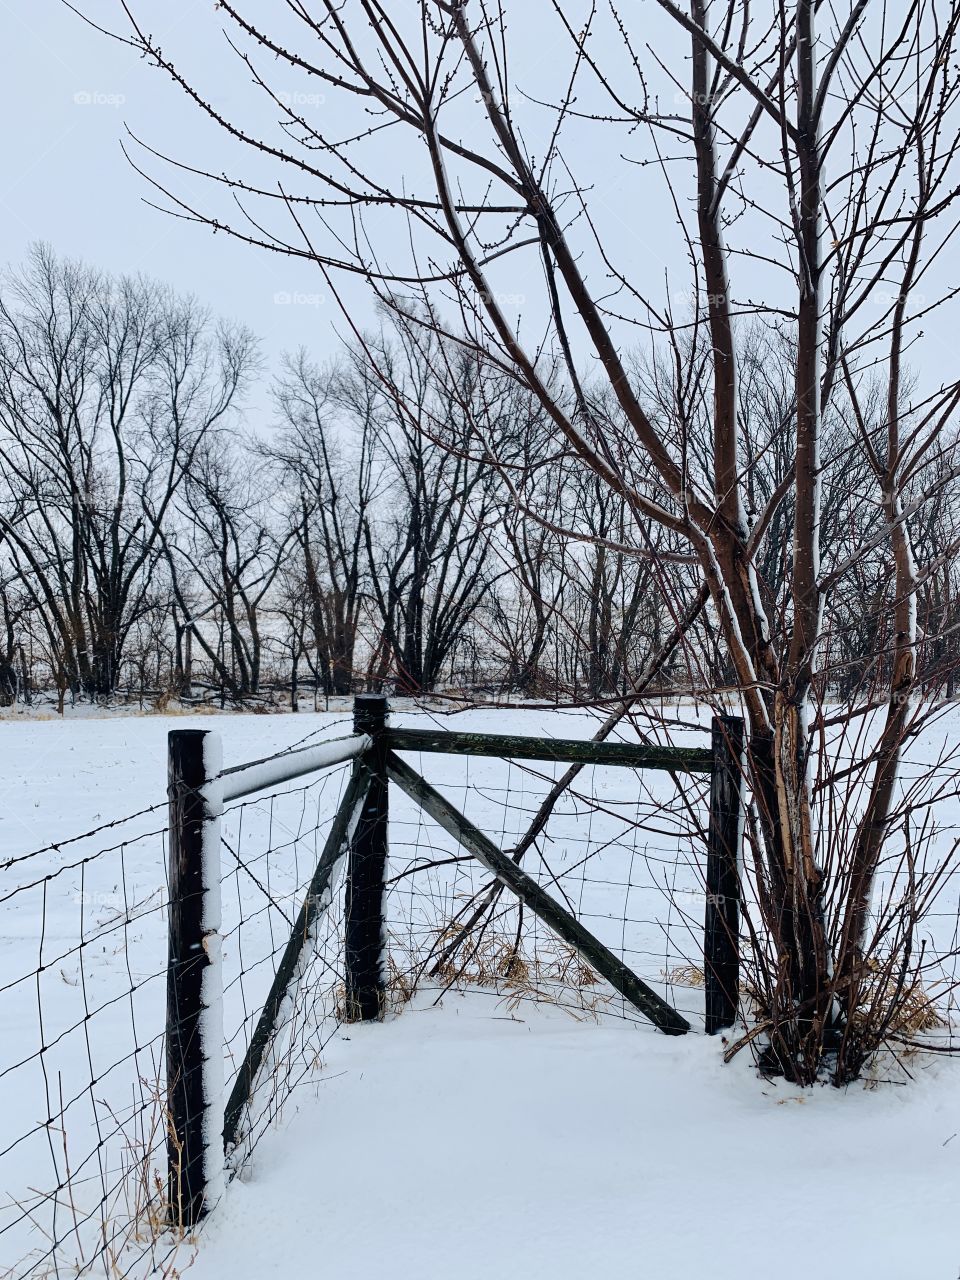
[0,729,718,1278]
[5,715,960,1279]
[0,753,355,1280]
[384,743,960,1056]
[384,751,715,1027]
[0,807,176,1279]
[218,764,353,1167]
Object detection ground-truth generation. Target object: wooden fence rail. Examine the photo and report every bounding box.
[165,699,745,1223]
[386,727,713,772]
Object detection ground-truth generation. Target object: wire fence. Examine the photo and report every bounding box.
[4,717,960,1277]
[0,809,176,1279]
[384,752,714,1026]
[218,766,352,1167]
[383,748,960,1053]
[0,753,354,1280]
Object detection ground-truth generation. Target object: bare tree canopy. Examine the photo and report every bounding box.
[0,244,255,700]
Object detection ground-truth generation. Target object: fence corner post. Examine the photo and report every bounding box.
[704,715,746,1036]
[344,694,389,1021]
[166,729,224,1226]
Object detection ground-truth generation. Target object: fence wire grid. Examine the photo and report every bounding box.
[0,754,353,1280]
[385,752,715,1026]
[3,723,960,1278]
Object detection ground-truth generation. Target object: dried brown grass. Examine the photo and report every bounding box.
[4,1082,196,1280]
[387,920,610,1020]
[661,963,705,989]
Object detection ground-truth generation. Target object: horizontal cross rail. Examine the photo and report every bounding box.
[386,727,712,773]
[220,733,371,802]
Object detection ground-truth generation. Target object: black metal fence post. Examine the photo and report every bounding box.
[704,715,746,1035]
[166,729,223,1226]
[344,694,389,1021]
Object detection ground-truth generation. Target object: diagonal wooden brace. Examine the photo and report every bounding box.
[222,761,372,1154]
[385,751,689,1036]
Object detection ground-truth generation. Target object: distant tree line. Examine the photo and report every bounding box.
[2,246,959,712]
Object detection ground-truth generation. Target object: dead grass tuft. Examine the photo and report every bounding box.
[661,963,705,989]
[390,920,609,1020]
[851,962,949,1042]
[9,1081,197,1280]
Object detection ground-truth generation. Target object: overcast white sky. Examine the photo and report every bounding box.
[1,1,640,428]
[2,0,957,425]
[0,6,699,313]
[0,0,368,429]
[2,2,623,422]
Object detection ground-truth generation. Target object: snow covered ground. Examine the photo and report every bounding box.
[192,997,960,1280]
[2,703,959,1278]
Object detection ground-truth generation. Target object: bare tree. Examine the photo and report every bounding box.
[0,560,28,706]
[0,245,254,699]
[485,507,568,698]
[346,327,503,694]
[270,350,374,696]
[99,0,960,1081]
[169,443,287,700]
[912,453,960,698]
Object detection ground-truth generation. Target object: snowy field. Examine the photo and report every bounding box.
[1,704,959,1279]
[192,999,959,1280]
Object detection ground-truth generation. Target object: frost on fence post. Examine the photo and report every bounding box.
[166,729,224,1227]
